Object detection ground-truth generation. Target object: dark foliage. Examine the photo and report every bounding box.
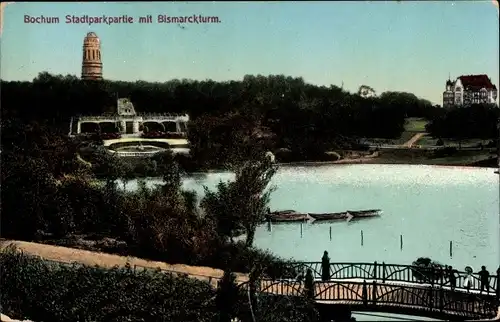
[1,247,320,322]
[426,104,499,141]
[0,246,217,322]
[433,147,458,158]
[0,119,294,277]
[2,73,438,167]
[411,257,445,282]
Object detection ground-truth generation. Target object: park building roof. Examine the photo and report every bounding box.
[458,75,496,90]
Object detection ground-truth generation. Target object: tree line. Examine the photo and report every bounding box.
[426,103,499,142]
[2,72,441,166]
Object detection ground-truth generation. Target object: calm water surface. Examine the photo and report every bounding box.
[125,164,499,272]
[124,164,498,321]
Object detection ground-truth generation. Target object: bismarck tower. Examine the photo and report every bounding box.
[81,32,103,80]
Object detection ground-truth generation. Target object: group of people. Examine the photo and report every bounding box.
[447,265,496,293]
[314,251,498,295]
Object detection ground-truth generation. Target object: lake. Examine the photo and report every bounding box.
[123,164,498,321]
[124,164,499,273]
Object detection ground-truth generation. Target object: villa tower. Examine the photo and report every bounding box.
[81,32,103,80]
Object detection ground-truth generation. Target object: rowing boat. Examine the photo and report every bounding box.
[266,210,310,223]
[266,213,310,223]
[308,212,348,221]
[309,209,382,221]
[346,209,382,218]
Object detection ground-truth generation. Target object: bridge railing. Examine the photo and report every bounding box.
[315,280,498,319]
[285,262,499,295]
[252,278,498,319]
[108,150,160,157]
[75,114,189,122]
[38,257,498,319]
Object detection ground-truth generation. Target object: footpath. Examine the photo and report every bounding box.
[402,132,427,148]
[0,239,249,287]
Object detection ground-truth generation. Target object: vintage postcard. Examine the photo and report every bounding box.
[1,2,499,322]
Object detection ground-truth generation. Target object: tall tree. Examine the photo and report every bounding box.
[201,157,277,247]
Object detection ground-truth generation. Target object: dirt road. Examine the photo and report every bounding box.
[402,133,426,148]
[0,240,248,287]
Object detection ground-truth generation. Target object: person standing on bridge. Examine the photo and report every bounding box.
[304,268,315,299]
[464,266,473,291]
[478,266,490,293]
[321,251,330,281]
[447,266,457,290]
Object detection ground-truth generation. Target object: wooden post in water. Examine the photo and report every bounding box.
[400,235,403,251]
[329,226,332,241]
[267,220,272,232]
[361,230,364,246]
[449,241,453,257]
[300,223,303,238]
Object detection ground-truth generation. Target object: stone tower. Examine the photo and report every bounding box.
[81,32,103,80]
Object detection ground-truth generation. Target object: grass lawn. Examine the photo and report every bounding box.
[404,117,428,132]
[430,153,494,165]
[416,135,436,146]
[441,139,491,147]
[368,132,418,145]
[377,149,495,166]
[416,135,492,147]
[371,118,430,145]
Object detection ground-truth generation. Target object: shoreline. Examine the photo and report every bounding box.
[88,153,499,180]
[276,157,499,169]
[277,161,498,169]
[115,162,498,183]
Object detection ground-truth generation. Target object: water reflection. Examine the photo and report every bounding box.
[122,164,499,271]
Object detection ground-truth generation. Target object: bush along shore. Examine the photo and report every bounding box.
[0,246,321,322]
[1,120,296,277]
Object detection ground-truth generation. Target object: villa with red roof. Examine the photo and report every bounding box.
[442,74,498,108]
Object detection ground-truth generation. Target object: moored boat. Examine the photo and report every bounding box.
[308,212,348,221]
[272,210,297,215]
[266,213,309,222]
[346,209,382,218]
[309,209,382,222]
[266,210,310,223]
[266,209,382,223]
[267,214,310,223]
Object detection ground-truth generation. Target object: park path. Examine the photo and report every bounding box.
[402,133,426,148]
[0,239,248,288]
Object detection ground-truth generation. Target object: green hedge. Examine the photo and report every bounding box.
[1,246,318,322]
[0,246,216,322]
[202,241,300,279]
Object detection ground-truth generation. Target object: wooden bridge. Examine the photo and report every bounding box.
[238,261,500,321]
[279,261,499,295]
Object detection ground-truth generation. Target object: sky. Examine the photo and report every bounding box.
[1,1,499,105]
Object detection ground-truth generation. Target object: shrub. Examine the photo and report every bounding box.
[204,241,299,278]
[1,246,318,322]
[486,140,497,148]
[0,246,217,322]
[1,123,295,284]
[411,257,445,282]
[433,146,457,158]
